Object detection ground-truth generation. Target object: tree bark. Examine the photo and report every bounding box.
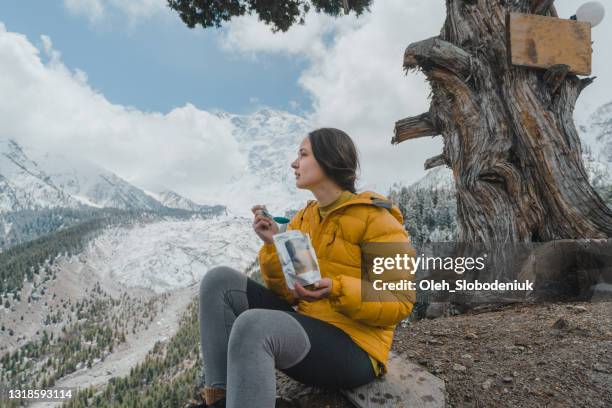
[401,0,612,243]
[393,112,439,144]
[424,154,448,170]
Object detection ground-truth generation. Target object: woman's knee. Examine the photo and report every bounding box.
[227,309,273,354]
[200,265,244,298]
[229,309,267,339]
[228,310,310,368]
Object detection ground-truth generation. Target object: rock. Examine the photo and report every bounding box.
[592,282,612,301]
[502,376,513,383]
[592,363,608,373]
[552,317,569,330]
[567,305,587,313]
[482,379,493,390]
[461,353,473,360]
[426,303,446,319]
[465,332,478,340]
[453,363,467,372]
[341,352,445,408]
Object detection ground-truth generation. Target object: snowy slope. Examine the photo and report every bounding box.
[81,215,261,293]
[146,189,217,213]
[27,148,167,211]
[0,139,82,212]
[0,138,216,213]
[407,167,454,192]
[202,109,313,217]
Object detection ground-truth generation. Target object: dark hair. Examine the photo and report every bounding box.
[308,128,360,194]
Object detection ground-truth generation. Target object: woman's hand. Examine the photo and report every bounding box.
[251,205,279,244]
[292,278,332,302]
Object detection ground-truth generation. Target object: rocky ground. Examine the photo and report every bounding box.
[276,301,612,408]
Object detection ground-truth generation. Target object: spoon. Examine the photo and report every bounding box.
[261,208,290,224]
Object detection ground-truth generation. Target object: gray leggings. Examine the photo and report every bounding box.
[199,266,376,408]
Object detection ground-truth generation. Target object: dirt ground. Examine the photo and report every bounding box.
[276,301,612,408]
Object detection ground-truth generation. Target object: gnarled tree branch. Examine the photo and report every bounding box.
[404,37,472,78]
[579,76,596,93]
[424,154,448,170]
[392,112,440,144]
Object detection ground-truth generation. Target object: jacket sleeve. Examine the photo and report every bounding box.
[257,208,305,305]
[328,207,416,327]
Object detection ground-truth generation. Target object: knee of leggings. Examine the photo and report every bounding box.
[200,265,242,298]
[228,309,269,348]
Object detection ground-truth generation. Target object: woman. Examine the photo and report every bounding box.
[193,128,416,408]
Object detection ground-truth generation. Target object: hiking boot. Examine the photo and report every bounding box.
[185,380,226,408]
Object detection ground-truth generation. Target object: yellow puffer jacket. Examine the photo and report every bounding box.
[258,191,416,374]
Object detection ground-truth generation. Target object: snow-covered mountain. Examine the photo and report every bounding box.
[0,138,216,213]
[0,138,228,249]
[146,189,220,213]
[2,108,314,217]
[30,149,167,211]
[0,140,82,212]
[204,109,313,217]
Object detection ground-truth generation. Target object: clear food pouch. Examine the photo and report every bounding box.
[272,230,321,289]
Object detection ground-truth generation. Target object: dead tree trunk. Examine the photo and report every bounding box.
[395,0,612,243]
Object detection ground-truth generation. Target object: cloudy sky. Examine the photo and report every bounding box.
[0,0,610,203]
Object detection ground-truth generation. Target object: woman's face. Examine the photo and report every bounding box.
[291,137,326,190]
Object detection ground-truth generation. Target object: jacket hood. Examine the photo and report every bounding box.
[307,191,404,225]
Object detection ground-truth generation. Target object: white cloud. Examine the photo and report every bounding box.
[220,11,354,59]
[63,0,168,24]
[0,24,245,200]
[63,0,105,22]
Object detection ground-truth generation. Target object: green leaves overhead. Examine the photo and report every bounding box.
[167,0,374,32]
